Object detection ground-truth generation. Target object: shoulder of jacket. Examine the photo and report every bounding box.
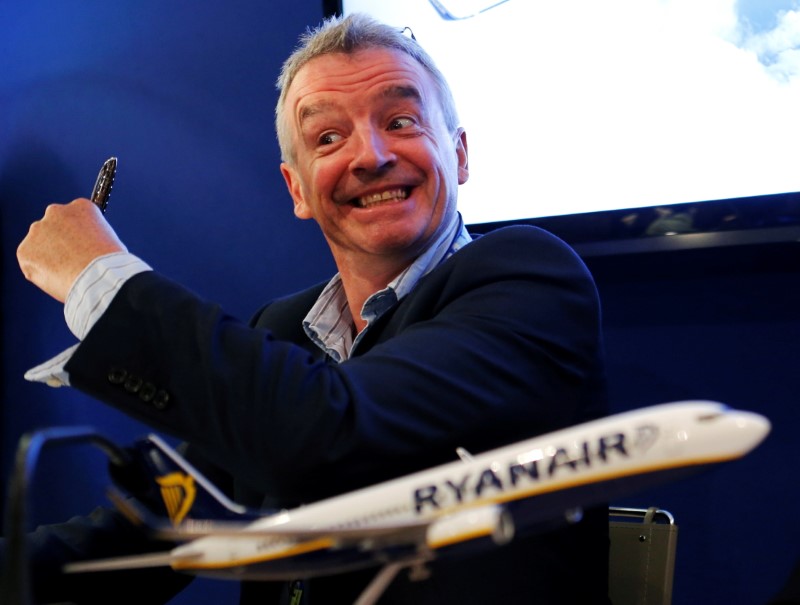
[469,224,565,246]
[464,224,580,261]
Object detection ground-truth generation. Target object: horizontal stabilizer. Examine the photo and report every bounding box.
[64,552,184,574]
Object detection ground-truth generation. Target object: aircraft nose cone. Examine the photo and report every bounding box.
[697,408,771,459]
[729,410,771,451]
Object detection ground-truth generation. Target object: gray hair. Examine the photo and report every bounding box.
[275,13,460,163]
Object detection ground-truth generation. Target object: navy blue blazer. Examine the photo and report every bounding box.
[14,225,609,603]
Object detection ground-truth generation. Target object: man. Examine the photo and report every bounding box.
[11,13,609,604]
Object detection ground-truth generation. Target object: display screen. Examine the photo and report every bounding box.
[336,0,800,228]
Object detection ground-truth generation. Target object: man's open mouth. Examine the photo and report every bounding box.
[351,188,411,208]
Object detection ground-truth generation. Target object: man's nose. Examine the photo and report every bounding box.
[349,127,396,174]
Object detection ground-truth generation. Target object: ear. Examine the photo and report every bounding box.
[455,128,469,185]
[280,162,313,220]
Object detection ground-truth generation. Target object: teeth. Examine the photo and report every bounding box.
[358,188,408,208]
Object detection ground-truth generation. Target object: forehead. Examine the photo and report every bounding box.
[286,47,437,114]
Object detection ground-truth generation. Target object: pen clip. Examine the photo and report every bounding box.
[91,157,117,213]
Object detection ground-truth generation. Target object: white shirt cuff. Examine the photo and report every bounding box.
[65,252,153,339]
[25,252,152,387]
[24,345,79,387]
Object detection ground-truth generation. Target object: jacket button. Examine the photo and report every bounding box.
[124,375,143,393]
[153,390,171,410]
[138,382,157,403]
[108,368,127,385]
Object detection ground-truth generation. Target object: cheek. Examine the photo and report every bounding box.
[310,158,347,199]
[417,138,458,177]
[315,164,338,191]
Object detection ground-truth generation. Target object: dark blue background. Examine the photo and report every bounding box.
[1,2,798,603]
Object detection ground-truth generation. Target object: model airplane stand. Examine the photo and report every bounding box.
[608,506,678,605]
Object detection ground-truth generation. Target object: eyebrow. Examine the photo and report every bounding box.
[298,85,424,127]
[298,100,337,126]
[381,84,423,103]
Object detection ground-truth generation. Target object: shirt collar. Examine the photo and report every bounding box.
[303,212,472,362]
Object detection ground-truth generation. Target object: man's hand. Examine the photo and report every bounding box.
[17,198,127,303]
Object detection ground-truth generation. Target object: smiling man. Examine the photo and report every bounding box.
[12,13,609,605]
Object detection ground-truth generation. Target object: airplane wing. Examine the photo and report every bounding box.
[65,495,436,575]
[69,490,511,582]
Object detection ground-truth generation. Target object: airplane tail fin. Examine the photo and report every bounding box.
[110,434,258,532]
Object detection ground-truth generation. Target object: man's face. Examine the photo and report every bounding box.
[280,48,468,272]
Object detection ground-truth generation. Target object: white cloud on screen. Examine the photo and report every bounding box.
[743,7,800,81]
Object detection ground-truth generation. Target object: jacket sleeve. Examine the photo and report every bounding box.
[65,226,606,503]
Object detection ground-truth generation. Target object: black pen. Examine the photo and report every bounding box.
[90,157,117,213]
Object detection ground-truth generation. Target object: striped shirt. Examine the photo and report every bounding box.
[303,213,472,362]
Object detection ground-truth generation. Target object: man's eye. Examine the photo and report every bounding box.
[319,132,343,145]
[388,117,415,130]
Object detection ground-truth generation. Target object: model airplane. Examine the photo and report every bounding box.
[65,400,769,605]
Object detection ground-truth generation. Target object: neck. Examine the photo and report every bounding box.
[334,254,412,334]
